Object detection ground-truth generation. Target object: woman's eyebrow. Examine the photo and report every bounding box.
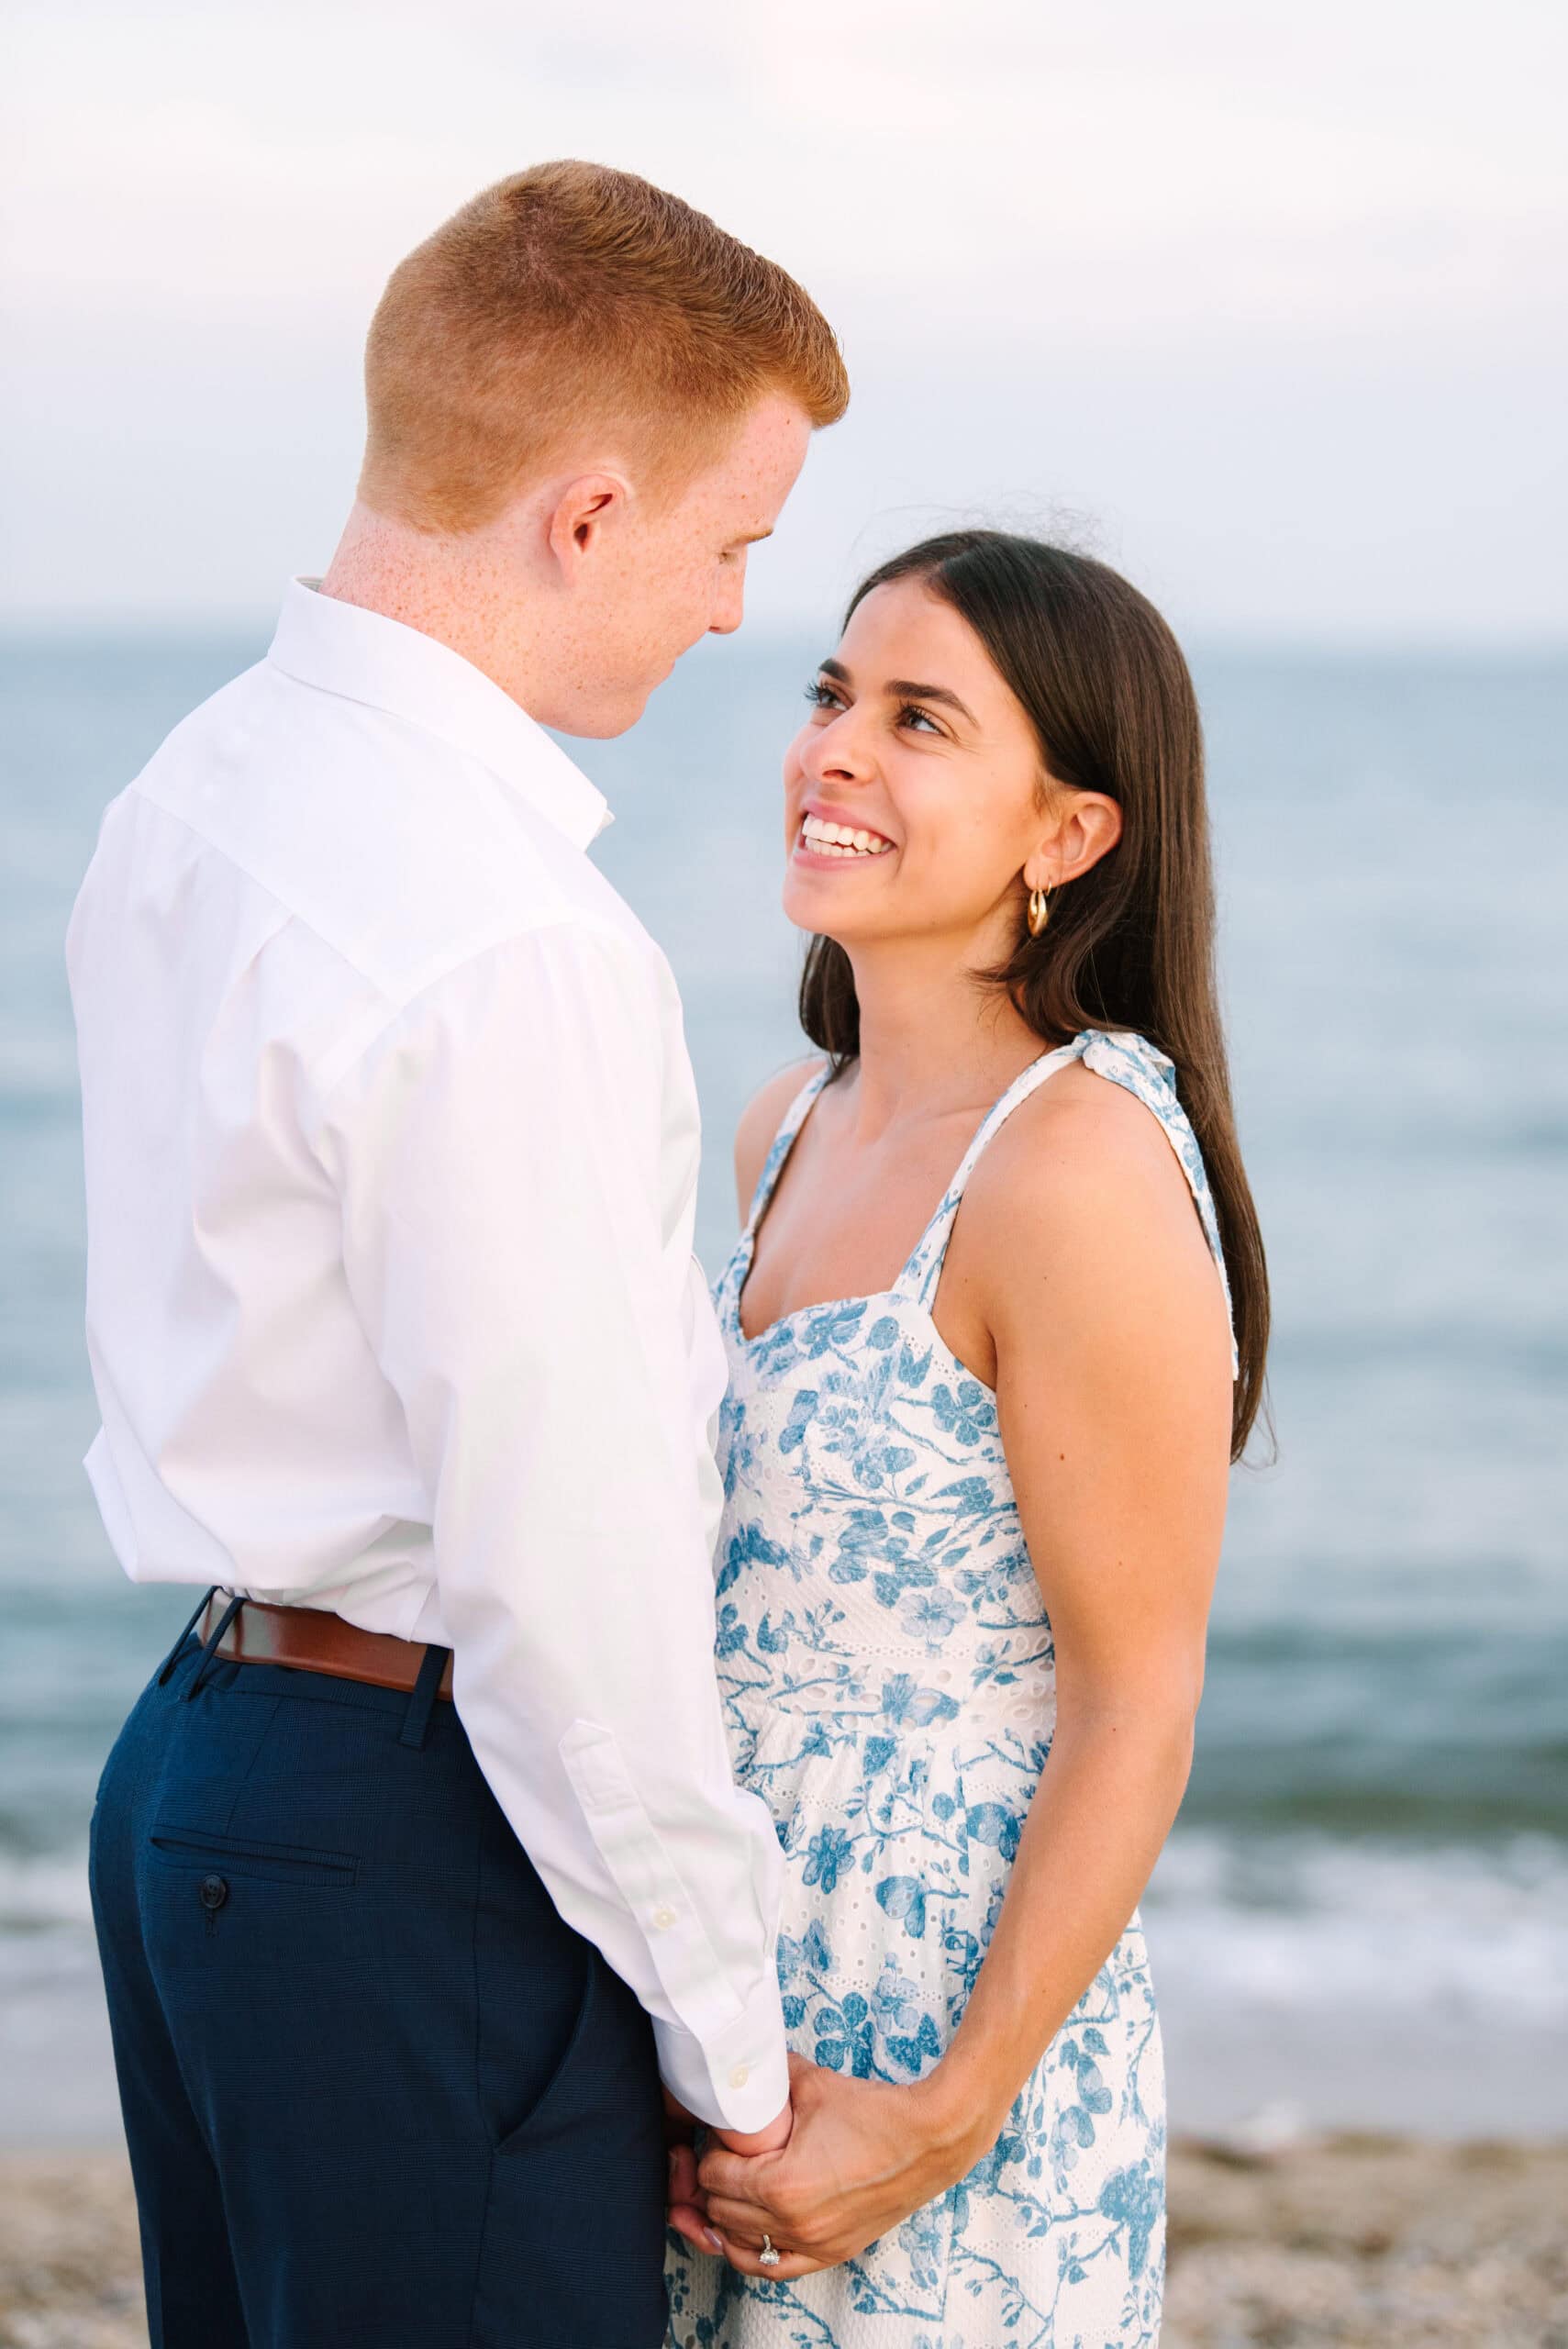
[817,657,976,728]
[885,677,977,726]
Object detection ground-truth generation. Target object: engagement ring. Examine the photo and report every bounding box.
[759,2235,781,2268]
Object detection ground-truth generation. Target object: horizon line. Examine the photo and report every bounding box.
[1,617,1564,663]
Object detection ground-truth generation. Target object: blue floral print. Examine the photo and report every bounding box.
[665,1031,1235,2349]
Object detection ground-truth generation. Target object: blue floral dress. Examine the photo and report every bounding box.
[666,1030,1235,2349]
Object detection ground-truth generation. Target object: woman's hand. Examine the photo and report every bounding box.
[689,2054,993,2280]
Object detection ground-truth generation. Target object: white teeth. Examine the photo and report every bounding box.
[801,814,892,858]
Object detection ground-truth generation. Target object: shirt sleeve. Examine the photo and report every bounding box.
[320,919,789,2130]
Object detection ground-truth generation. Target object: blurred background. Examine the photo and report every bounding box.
[3,3,1565,2340]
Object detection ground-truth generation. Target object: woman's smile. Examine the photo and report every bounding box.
[794,806,896,865]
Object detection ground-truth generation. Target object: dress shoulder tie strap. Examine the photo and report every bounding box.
[741,1060,833,1235]
[1076,1030,1238,1370]
[899,1041,1087,1310]
[897,1030,1238,1377]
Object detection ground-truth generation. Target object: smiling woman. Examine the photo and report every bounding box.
[666,529,1266,2348]
[794,530,1267,1453]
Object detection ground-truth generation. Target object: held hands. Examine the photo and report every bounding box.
[664,2087,793,2256]
[667,2054,990,2282]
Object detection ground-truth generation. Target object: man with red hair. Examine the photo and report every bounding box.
[70,162,847,2346]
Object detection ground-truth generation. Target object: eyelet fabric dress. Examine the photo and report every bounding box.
[665,1029,1236,2349]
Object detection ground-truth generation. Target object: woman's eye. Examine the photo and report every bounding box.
[805,680,842,711]
[899,704,940,734]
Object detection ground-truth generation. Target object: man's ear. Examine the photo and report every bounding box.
[1025,791,1123,892]
[545,472,631,575]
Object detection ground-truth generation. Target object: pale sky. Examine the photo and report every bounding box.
[5,0,1564,640]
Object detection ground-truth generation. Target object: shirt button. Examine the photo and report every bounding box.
[198,1875,228,1912]
[651,1904,677,1931]
[729,2064,751,2090]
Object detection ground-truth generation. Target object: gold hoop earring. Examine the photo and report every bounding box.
[1027,885,1052,937]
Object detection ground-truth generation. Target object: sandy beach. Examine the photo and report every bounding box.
[2,2135,1563,2347]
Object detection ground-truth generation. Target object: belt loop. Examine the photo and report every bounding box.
[400,1643,450,1751]
[183,1593,246,1703]
[157,1586,220,1687]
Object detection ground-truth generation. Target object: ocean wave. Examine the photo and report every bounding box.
[1147,1829,1568,2030]
[0,1846,93,1936]
[6,1827,1565,2037]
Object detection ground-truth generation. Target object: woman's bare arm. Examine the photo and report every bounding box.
[924,1074,1232,2140]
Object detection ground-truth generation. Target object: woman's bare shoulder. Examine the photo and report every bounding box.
[953,1055,1233,1474]
[961,1055,1218,1303]
[732,1057,829,1220]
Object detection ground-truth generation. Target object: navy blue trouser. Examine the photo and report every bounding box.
[89,1616,669,2347]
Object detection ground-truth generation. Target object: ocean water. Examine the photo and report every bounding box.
[2,626,1564,2145]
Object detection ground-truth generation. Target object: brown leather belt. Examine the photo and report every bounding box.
[197,1596,454,1701]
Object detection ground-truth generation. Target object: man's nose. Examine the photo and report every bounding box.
[707,573,746,637]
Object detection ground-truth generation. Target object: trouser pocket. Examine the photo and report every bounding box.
[148,1826,358,1889]
[491,1949,599,2153]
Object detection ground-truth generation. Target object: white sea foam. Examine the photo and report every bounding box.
[1147,1831,1568,2135]
[0,1847,94,1935]
[1148,1830,1568,2028]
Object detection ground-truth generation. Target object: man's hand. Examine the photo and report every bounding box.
[664,2086,793,2255]
[663,2088,706,2245]
[687,2053,990,2280]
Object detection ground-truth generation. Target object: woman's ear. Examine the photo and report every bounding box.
[1025,792,1122,892]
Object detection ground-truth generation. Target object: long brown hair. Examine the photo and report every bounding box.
[799,529,1269,1458]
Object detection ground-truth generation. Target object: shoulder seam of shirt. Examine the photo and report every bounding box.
[307,915,664,1115]
[123,775,651,999]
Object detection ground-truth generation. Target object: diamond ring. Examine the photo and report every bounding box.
[759,2234,781,2268]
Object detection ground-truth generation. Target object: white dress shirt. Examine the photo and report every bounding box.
[66,581,788,2130]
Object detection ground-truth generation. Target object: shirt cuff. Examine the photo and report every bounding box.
[653,1971,792,2132]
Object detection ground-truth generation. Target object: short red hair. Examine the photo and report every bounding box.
[359,161,849,533]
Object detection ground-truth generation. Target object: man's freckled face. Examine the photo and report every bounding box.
[569,396,811,732]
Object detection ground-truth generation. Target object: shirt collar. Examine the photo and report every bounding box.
[266,579,613,852]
